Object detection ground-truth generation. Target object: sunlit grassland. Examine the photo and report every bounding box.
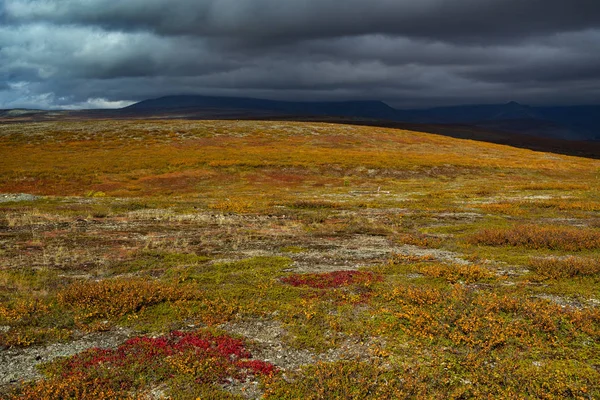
[1,119,599,399]
[1,120,597,199]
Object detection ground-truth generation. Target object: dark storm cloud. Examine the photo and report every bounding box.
[0,0,599,109]
[5,0,600,43]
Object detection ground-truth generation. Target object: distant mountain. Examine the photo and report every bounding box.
[125,96,600,141]
[126,95,400,121]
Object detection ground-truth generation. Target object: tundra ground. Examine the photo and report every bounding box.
[0,120,599,398]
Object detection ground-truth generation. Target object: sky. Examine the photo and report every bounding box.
[1,0,599,109]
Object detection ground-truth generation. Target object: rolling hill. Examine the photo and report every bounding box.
[2,95,599,158]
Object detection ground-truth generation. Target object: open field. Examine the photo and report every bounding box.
[1,119,599,399]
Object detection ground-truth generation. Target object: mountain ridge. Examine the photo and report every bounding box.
[125,95,599,141]
[125,95,400,121]
[2,95,599,146]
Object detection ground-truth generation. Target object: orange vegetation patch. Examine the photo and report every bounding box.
[530,256,600,279]
[56,279,201,321]
[138,169,217,193]
[418,263,495,283]
[1,120,599,197]
[246,170,309,185]
[90,182,125,193]
[469,224,600,251]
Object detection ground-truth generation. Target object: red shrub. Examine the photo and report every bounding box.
[281,270,382,289]
[19,330,278,399]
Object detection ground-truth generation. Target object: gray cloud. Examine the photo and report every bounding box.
[0,0,599,109]
[5,0,600,43]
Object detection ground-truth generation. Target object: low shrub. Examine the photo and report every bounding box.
[529,256,600,279]
[288,200,343,209]
[396,232,443,248]
[263,360,408,399]
[11,330,276,400]
[0,299,73,348]
[56,279,201,321]
[390,253,436,264]
[0,326,72,348]
[281,270,382,289]
[419,263,494,283]
[469,224,600,251]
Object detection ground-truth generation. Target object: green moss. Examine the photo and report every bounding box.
[263,360,407,399]
[111,251,211,275]
[280,245,308,253]
[168,377,244,400]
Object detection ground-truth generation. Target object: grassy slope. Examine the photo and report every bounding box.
[0,120,599,399]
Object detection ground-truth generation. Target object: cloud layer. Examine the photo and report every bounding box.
[1,0,599,109]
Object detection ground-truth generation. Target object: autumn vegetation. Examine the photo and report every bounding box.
[0,119,598,398]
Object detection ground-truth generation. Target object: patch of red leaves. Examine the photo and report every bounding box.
[48,330,276,385]
[281,270,382,289]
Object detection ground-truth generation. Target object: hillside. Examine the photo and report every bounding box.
[1,119,599,399]
[2,96,600,159]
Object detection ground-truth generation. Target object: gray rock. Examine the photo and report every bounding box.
[0,193,40,203]
[0,327,131,386]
